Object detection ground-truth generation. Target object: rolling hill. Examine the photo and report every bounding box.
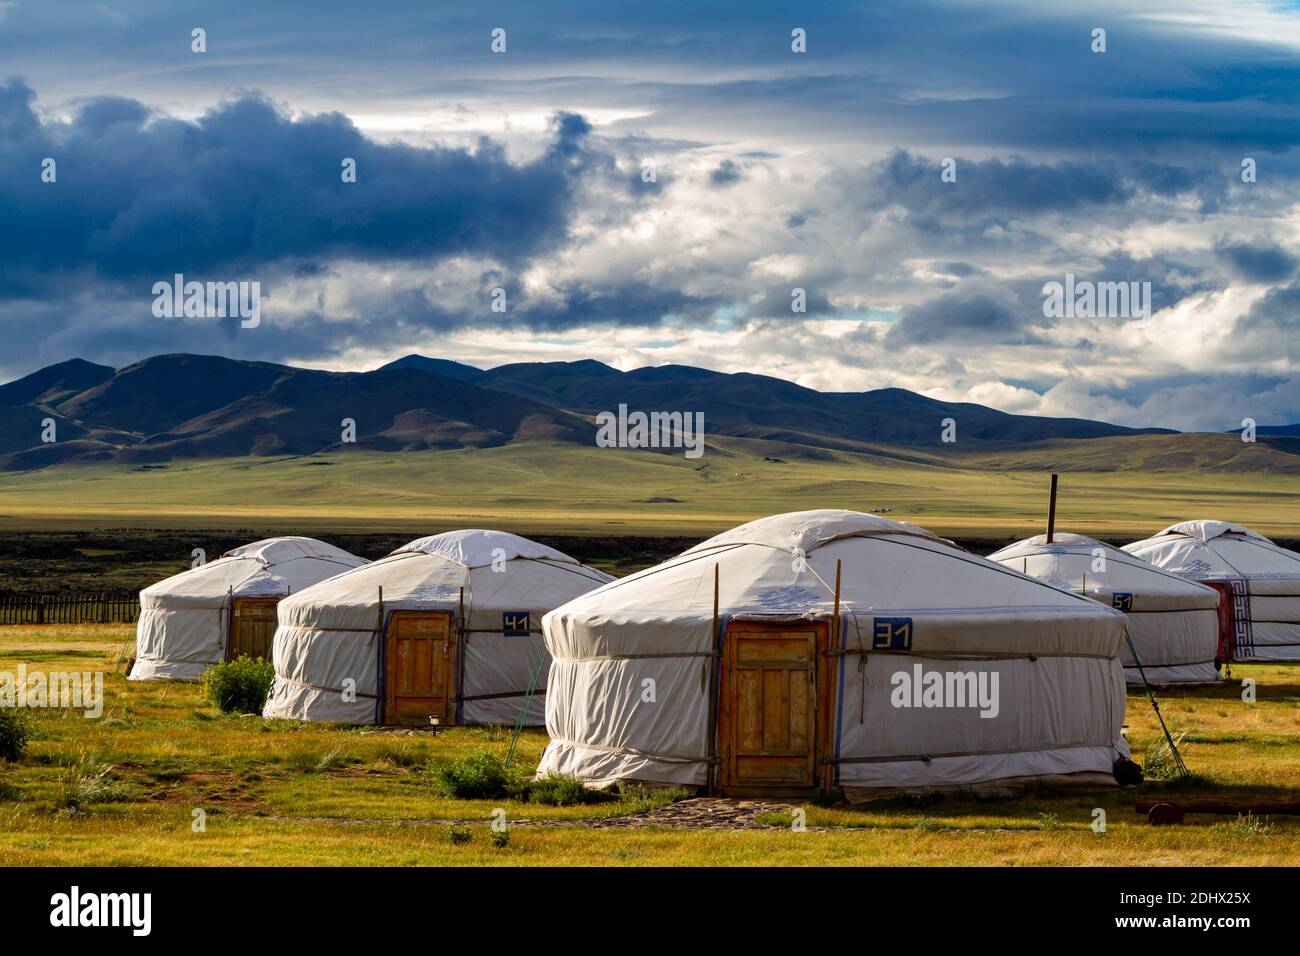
[0,351,1295,474]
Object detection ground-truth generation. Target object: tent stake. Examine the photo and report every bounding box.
[1046,473,1059,543]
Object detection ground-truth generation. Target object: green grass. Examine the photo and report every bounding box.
[1,440,1297,539]
[1,624,1300,865]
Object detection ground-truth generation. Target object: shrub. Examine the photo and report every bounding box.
[433,750,509,799]
[490,828,509,848]
[53,755,131,812]
[448,825,472,845]
[1143,731,1188,781]
[525,773,612,806]
[617,783,691,814]
[1211,812,1274,838]
[280,748,353,774]
[0,707,31,762]
[376,743,428,768]
[203,656,275,714]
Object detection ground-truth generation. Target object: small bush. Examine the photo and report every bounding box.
[433,750,510,799]
[1212,812,1274,838]
[203,656,275,714]
[376,743,428,769]
[617,784,691,815]
[1143,731,1188,781]
[490,828,509,848]
[280,749,353,774]
[525,773,612,806]
[54,756,119,812]
[0,708,31,762]
[0,774,22,801]
[448,825,472,845]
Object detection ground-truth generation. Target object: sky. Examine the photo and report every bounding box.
[2,0,1299,430]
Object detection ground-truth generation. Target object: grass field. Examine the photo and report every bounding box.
[1,440,1299,540]
[2,625,1299,866]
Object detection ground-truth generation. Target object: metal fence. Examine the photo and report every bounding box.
[0,590,140,625]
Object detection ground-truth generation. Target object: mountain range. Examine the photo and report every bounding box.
[0,353,1296,472]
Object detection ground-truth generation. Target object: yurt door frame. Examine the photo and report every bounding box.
[717,620,832,795]
[227,597,279,662]
[383,609,458,726]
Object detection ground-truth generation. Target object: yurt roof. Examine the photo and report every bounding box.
[569,510,1111,619]
[1152,520,1273,544]
[547,511,1123,659]
[683,508,950,557]
[141,536,366,602]
[393,529,579,568]
[988,533,1218,603]
[277,530,612,621]
[1124,520,1300,580]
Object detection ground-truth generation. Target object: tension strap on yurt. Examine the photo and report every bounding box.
[505,646,547,769]
[1126,627,1188,778]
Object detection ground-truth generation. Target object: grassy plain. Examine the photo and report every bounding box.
[1,625,1298,866]
[1,441,1297,540]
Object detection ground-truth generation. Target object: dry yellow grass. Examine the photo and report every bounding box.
[1,625,1298,866]
[1,442,1297,539]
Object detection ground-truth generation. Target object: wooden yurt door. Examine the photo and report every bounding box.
[718,621,830,794]
[384,610,457,725]
[228,598,280,661]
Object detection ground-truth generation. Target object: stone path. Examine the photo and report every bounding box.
[265,798,815,831]
[591,797,801,830]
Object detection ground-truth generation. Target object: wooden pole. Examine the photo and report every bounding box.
[1046,473,1059,543]
[376,586,385,724]
[457,586,466,725]
[827,559,842,795]
[707,563,720,797]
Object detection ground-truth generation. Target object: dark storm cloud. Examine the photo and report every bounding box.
[1237,280,1300,336]
[1,1,1299,430]
[0,79,594,290]
[710,160,742,186]
[1074,250,1214,315]
[747,286,836,319]
[1215,240,1299,284]
[857,149,1215,221]
[11,2,1300,159]
[886,280,1034,347]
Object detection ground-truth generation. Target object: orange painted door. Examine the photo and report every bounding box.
[229,598,279,661]
[385,611,456,725]
[720,623,824,791]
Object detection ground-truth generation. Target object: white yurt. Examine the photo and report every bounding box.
[129,537,367,682]
[540,510,1133,799]
[1123,521,1300,663]
[262,530,614,726]
[988,533,1221,686]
